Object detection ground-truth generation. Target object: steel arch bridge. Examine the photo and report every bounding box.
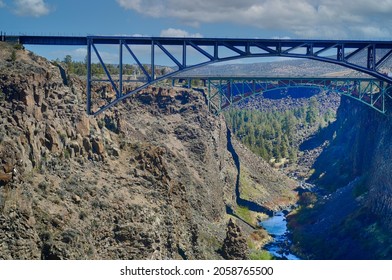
[4,35,392,115]
[172,76,392,114]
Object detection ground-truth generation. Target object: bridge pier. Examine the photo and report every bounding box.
[86,39,92,115]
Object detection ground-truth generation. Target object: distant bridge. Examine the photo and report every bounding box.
[2,34,392,114]
[172,76,392,114]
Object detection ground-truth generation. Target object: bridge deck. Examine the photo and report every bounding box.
[1,35,392,49]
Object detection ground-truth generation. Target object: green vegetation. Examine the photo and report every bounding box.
[13,43,24,50]
[57,55,171,77]
[234,205,254,226]
[10,50,17,62]
[248,250,274,260]
[246,229,275,260]
[239,168,255,201]
[224,97,335,164]
[297,192,317,207]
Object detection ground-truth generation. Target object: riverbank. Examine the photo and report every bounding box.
[225,127,300,259]
[260,210,300,260]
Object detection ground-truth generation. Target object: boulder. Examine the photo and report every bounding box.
[45,126,62,153]
[76,115,90,137]
[221,219,248,260]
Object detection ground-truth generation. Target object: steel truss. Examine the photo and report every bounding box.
[191,77,392,114]
[7,35,392,114]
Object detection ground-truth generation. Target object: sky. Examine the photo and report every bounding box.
[1,0,392,63]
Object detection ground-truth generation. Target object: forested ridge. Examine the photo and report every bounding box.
[224,96,336,165]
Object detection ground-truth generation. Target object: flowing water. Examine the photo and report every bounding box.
[259,211,301,260]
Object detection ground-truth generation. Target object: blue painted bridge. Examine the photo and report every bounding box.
[2,34,392,115]
[172,76,392,114]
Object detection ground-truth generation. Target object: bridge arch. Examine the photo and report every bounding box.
[9,35,392,115]
[195,77,391,114]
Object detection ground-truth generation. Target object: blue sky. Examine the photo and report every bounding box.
[2,0,392,63]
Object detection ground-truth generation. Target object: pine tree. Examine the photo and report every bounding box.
[10,50,17,63]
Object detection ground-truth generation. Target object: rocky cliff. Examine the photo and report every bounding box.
[0,42,296,260]
[289,96,392,259]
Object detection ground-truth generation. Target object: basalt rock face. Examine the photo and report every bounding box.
[221,219,248,260]
[313,96,392,227]
[0,42,237,259]
[0,43,295,260]
[291,96,392,259]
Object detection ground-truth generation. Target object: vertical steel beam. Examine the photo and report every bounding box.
[183,41,187,67]
[307,44,313,56]
[337,45,344,61]
[245,42,251,55]
[119,40,123,98]
[370,81,374,105]
[277,43,282,54]
[214,42,219,59]
[151,40,155,81]
[367,45,376,70]
[86,38,92,115]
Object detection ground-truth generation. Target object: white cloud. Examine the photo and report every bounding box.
[13,0,50,17]
[160,28,203,38]
[117,0,392,39]
[0,1,5,8]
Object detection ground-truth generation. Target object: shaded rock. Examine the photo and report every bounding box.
[91,138,105,155]
[68,141,81,156]
[45,126,62,154]
[221,219,248,260]
[82,137,92,153]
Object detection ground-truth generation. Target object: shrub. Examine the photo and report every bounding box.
[10,50,17,62]
[298,192,317,206]
[13,43,23,50]
[248,250,274,260]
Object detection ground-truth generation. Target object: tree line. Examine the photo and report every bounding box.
[224,97,335,164]
[55,55,171,77]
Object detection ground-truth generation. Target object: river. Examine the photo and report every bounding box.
[226,126,301,259]
[259,211,301,260]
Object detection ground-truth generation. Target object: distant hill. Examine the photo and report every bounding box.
[182,49,392,78]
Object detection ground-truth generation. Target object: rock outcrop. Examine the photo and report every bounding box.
[289,96,392,259]
[221,219,248,260]
[0,42,296,260]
